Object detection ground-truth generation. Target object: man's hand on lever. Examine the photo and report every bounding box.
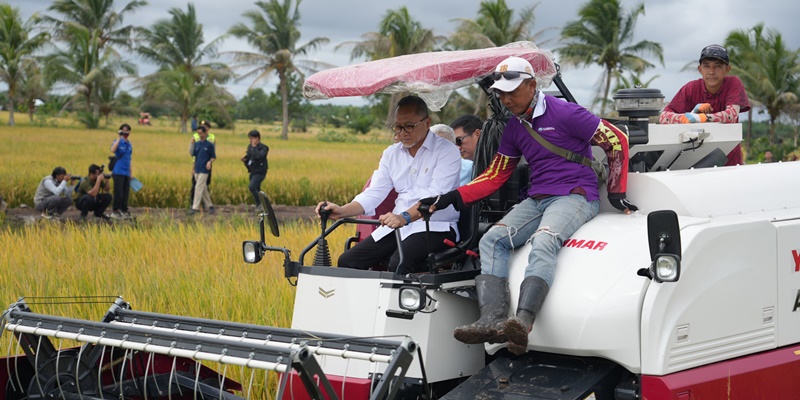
[419,190,463,214]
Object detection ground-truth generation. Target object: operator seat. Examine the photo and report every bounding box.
[431,203,480,269]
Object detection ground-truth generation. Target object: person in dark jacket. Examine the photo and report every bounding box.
[241,130,269,210]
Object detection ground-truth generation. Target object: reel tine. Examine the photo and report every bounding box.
[76,342,86,399]
[55,339,65,400]
[13,336,25,395]
[119,349,128,400]
[246,369,255,399]
[109,346,117,385]
[218,363,228,400]
[34,336,45,398]
[5,329,17,393]
[98,346,107,400]
[193,360,201,400]
[128,349,139,392]
[168,356,176,400]
[143,351,151,400]
[148,351,162,397]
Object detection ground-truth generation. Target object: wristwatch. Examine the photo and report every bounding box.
[401,211,412,225]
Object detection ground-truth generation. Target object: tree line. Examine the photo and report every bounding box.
[0,0,798,152]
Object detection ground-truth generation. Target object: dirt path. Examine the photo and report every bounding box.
[3,204,318,226]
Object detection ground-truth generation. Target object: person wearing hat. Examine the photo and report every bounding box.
[34,166,75,219]
[189,120,216,211]
[110,123,133,219]
[660,44,751,165]
[421,56,636,355]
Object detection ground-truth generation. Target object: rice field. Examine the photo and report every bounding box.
[0,112,392,208]
[0,112,387,398]
[0,217,353,398]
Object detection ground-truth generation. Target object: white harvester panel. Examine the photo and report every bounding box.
[775,220,800,347]
[640,218,777,375]
[291,270,484,382]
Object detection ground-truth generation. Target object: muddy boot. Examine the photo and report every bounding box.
[454,274,510,344]
[504,276,549,355]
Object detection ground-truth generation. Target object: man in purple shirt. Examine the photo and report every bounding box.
[423,57,636,355]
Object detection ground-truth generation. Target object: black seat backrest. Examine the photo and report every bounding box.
[432,203,479,267]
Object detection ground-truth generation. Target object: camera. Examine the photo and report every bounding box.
[69,176,81,181]
[98,164,112,179]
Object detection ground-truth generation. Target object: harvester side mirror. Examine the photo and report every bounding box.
[258,191,280,238]
[640,210,682,283]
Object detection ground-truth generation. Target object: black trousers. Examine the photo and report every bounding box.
[338,228,456,275]
[112,174,130,212]
[76,193,112,216]
[249,173,266,206]
[189,169,212,207]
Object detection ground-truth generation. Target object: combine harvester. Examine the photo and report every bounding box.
[3,42,800,399]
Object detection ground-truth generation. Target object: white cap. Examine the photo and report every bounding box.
[489,56,535,92]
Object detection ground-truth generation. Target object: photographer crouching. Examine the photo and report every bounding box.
[74,164,112,221]
[34,166,75,219]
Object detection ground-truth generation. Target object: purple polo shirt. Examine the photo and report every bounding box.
[497,94,601,201]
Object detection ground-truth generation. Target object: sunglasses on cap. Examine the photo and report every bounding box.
[491,71,534,81]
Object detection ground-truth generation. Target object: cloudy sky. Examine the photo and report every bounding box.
[7,0,800,113]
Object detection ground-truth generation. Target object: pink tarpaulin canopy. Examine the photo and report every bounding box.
[303,42,557,111]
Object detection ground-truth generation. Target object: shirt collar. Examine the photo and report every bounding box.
[517,90,547,124]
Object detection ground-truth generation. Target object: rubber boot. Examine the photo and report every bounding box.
[453,274,510,344]
[503,276,549,355]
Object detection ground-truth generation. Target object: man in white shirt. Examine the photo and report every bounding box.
[316,96,462,275]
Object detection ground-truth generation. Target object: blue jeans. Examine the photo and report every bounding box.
[479,195,599,286]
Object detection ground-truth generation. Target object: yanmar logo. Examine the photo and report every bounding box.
[538,127,555,132]
[318,287,335,298]
[563,239,607,251]
[793,250,800,272]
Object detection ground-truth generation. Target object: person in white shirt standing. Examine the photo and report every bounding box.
[316,96,462,275]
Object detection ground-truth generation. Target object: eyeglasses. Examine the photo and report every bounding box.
[391,116,428,134]
[491,71,534,81]
[455,131,475,146]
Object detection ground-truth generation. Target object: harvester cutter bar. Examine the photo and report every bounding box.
[3,300,418,400]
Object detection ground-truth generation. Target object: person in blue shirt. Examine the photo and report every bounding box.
[189,125,216,214]
[110,123,133,219]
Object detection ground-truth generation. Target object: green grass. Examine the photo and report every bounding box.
[0,112,393,208]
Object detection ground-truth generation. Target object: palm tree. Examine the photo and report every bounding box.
[0,4,49,126]
[449,0,551,50]
[229,0,329,140]
[726,24,800,146]
[46,23,136,128]
[43,0,146,50]
[448,0,553,117]
[557,0,663,115]
[138,3,234,133]
[338,6,444,126]
[43,0,145,127]
[17,61,51,123]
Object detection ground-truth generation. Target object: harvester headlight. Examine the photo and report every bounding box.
[242,241,263,263]
[399,287,425,312]
[654,254,680,283]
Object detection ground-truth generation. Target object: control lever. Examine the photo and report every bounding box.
[313,202,333,266]
[417,202,436,274]
[443,239,479,258]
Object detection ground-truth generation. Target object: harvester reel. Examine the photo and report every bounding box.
[23,350,99,400]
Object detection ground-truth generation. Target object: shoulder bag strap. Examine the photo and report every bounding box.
[521,121,594,168]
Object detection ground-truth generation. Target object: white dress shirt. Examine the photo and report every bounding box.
[353,131,461,241]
